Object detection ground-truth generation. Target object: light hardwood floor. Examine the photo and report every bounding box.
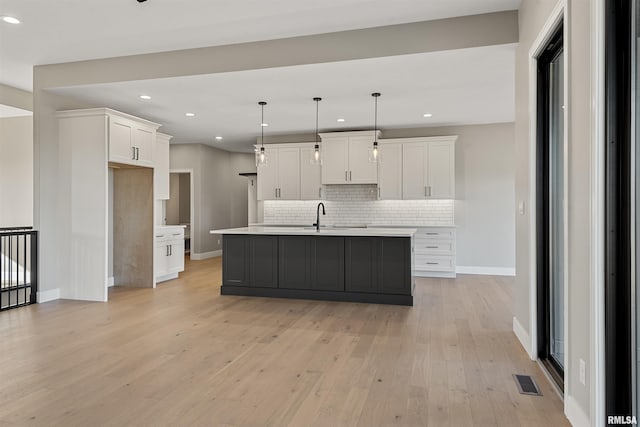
[0,257,569,427]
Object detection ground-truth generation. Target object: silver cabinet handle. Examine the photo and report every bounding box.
[166,245,169,256]
[349,171,352,181]
[426,246,438,249]
[427,186,432,197]
[136,147,140,160]
[424,186,427,197]
[275,188,278,198]
[426,232,438,235]
[170,244,172,256]
[278,188,281,198]
[378,187,381,198]
[318,187,322,198]
[345,171,348,182]
[132,146,136,160]
[426,262,439,265]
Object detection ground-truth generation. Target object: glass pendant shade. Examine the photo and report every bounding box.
[310,97,322,165]
[256,101,268,166]
[369,92,382,163]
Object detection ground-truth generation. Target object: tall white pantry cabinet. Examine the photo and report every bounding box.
[56,108,181,302]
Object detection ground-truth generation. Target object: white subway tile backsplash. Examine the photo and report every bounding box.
[264,185,454,226]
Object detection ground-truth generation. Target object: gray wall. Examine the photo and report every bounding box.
[178,174,191,224]
[384,123,515,271]
[170,144,254,255]
[0,116,33,227]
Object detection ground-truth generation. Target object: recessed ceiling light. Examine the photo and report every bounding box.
[139,95,151,100]
[423,113,433,118]
[215,136,223,140]
[185,113,195,117]
[1,16,20,24]
[337,118,345,123]
[261,123,269,127]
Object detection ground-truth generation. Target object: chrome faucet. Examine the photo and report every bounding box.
[314,202,325,231]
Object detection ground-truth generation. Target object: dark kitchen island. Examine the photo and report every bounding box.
[210,226,416,306]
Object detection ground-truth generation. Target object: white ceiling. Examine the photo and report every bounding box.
[0,0,520,91]
[50,44,516,152]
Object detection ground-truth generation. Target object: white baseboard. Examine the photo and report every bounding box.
[191,250,222,260]
[513,316,535,360]
[456,266,516,276]
[37,288,60,303]
[107,277,114,288]
[566,395,590,427]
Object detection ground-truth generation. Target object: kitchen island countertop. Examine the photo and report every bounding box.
[210,226,416,238]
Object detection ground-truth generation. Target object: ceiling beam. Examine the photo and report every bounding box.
[35,10,518,90]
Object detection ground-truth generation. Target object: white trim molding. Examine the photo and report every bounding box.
[513,316,535,360]
[191,250,222,260]
[566,395,591,427]
[37,288,60,303]
[456,266,515,276]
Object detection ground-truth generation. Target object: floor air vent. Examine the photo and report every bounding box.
[513,374,543,396]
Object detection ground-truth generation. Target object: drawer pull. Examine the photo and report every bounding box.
[426,262,439,265]
[172,233,182,236]
[425,246,439,249]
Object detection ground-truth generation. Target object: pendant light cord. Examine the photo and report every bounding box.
[261,103,264,148]
[316,100,319,143]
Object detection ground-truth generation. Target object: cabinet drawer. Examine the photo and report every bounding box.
[415,228,455,240]
[414,241,455,255]
[414,255,455,272]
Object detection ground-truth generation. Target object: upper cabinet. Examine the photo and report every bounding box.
[402,136,456,200]
[300,146,322,200]
[319,131,379,184]
[377,142,403,200]
[154,132,172,200]
[107,111,159,167]
[257,146,301,200]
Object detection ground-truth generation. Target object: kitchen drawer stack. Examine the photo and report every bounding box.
[413,227,456,278]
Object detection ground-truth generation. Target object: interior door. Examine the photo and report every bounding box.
[348,136,378,184]
[427,141,455,198]
[277,147,300,200]
[402,142,427,199]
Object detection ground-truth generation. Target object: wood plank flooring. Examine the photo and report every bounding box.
[0,257,569,426]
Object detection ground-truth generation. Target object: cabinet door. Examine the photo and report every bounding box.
[257,148,278,200]
[311,237,345,291]
[427,141,455,199]
[250,236,278,288]
[154,135,170,200]
[402,142,428,199]
[167,238,185,274]
[155,240,168,278]
[223,235,250,286]
[378,143,402,199]
[300,147,322,200]
[277,147,300,200]
[109,117,135,165]
[348,136,378,184]
[134,127,155,168]
[378,238,411,295]
[345,237,379,293]
[278,236,311,289]
[321,138,349,184]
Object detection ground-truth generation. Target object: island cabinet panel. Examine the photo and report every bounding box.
[223,235,278,288]
[345,237,379,293]
[278,236,311,289]
[378,237,412,295]
[311,237,345,291]
[249,236,279,288]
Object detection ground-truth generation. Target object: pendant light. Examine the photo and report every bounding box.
[310,97,322,165]
[256,101,268,166]
[369,92,381,163]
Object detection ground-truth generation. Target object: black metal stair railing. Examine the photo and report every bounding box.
[0,227,37,311]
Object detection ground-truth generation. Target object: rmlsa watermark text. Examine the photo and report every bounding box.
[608,415,638,425]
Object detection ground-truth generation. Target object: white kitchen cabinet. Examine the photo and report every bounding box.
[300,146,322,200]
[402,136,456,200]
[413,227,456,278]
[108,111,158,167]
[155,226,185,283]
[154,132,172,200]
[319,131,379,184]
[256,146,301,200]
[377,143,402,200]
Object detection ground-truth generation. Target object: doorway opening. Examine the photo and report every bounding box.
[166,171,193,257]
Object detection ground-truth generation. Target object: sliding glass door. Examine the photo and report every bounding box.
[536,23,565,387]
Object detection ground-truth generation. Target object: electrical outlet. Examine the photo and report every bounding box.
[579,359,586,386]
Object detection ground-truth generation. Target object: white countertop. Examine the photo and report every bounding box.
[249,223,455,229]
[211,226,416,238]
[156,225,187,230]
